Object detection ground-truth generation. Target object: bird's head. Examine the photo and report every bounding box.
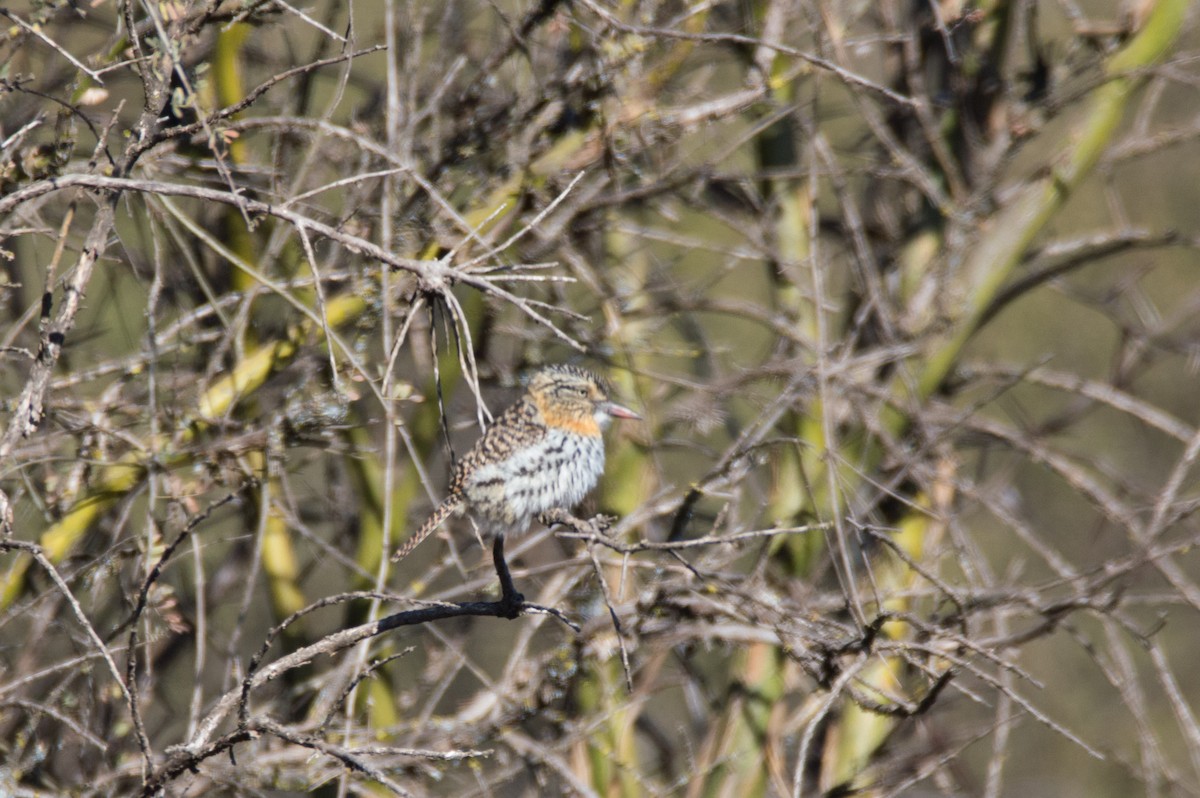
[528,364,641,435]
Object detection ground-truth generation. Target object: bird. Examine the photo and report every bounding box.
[392,364,640,615]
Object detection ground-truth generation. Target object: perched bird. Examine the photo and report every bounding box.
[392,364,640,613]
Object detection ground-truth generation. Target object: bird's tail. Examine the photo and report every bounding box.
[391,495,463,563]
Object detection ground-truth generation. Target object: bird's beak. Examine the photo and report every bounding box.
[603,401,641,421]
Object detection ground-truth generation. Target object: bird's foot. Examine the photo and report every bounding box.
[536,508,571,527]
[539,509,615,537]
[590,514,616,535]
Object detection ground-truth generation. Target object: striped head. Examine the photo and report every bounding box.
[526,364,640,436]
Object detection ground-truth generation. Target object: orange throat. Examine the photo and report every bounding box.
[535,396,602,437]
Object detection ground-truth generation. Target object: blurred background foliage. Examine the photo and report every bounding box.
[2,0,1200,795]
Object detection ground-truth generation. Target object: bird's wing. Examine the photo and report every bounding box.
[449,399,547,491]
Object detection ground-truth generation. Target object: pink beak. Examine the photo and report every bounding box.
[603,401,641,421]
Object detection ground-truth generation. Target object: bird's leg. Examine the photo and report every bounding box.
[492,534,524,619]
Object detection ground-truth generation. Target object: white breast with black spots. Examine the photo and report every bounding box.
[495,429,605,532]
